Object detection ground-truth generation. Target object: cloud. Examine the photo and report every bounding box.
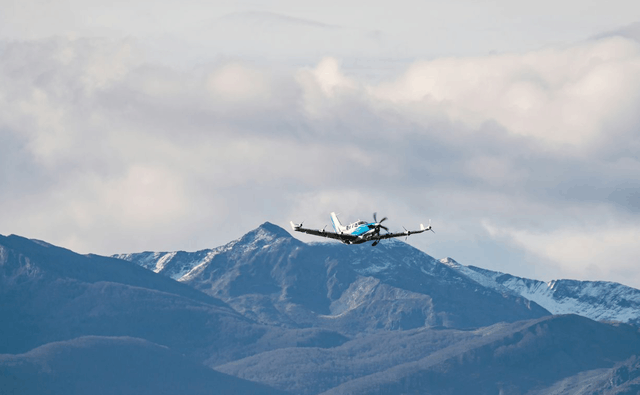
[296,57,359,118]
[0,37,141,168]
[217,11,342,30]
[1,34,640,290]
[206,63,272,103]
[370,36,640,148]
[593,21,640,42]
[484,221,640,286]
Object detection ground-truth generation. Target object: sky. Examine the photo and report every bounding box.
[2,1,640,287]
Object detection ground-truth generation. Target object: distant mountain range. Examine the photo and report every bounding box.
[441,257,640,326]
[0,232,337,394]
[2,223,640,394]
[117,222,549,333]
[116,222,640,328]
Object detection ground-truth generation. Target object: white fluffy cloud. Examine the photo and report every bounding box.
[371,37,640,148]
[2,32,640,287]
[206,63,272,103]
[296,57,360,118]
[484,221,640,285]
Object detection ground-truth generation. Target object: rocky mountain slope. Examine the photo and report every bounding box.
[215,314,640,395]
[119,223,640,329]
[0,233,344,393]
[442,257,640,326]
[117,222,549,333]
[0,336,286,395]
[3,224,640,395]
[316,314,640,395]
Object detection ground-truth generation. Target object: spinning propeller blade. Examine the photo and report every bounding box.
[372,212,389,234]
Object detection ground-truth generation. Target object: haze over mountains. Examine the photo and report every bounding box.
[2,223,640,394]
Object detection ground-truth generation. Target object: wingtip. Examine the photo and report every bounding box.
[420,220,434,233]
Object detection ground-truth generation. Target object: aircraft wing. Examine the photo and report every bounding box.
[376,223,433,240]
[290,222,358,242]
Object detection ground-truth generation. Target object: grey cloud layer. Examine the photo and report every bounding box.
[2,33,640,287]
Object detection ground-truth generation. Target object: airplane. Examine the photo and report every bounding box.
[290,212,433,246]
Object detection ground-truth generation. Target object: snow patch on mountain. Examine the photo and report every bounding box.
[237,222,293,251]
[504,278,640,324]
[155,252,177,273]
[442,258,640,325]
[329,277,380,315]
[114,223,640,328]
[179,247,231,282]
[440,258,518,294]
[114,251,166,272]
[358,261,392,275]
[113,222,292,282]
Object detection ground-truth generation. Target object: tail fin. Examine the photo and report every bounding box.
[330,212,345,233]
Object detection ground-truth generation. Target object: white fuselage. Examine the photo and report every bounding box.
[330,212,375,241]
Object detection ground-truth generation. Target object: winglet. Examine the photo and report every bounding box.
[290,221,301,230]
[420,220,434,233]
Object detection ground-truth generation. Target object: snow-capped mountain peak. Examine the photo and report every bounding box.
[444,262,640,326]
[114,223,640,328]
[234,222,297,251]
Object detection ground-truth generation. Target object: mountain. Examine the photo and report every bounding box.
[535,355,640,395]
[442,257,640,326]
[0,233,347,364]
[6,224,640,394]
[117,222,549,334]
[119,222,640,331]
[318,314,640,395]
[0,336,287,395]
[113,249,219,280]
[214,314,640,395]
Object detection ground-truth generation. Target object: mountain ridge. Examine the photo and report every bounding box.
[3,225,640,394]
[117,222,549,333]
[441,257,640,326]
[0,232,348,365]
[116,222,640,328]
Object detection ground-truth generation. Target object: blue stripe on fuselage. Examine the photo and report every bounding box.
[351,225,372,236]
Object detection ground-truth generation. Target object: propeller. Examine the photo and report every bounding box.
[424,219,435,234]
[372,212,389,234]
